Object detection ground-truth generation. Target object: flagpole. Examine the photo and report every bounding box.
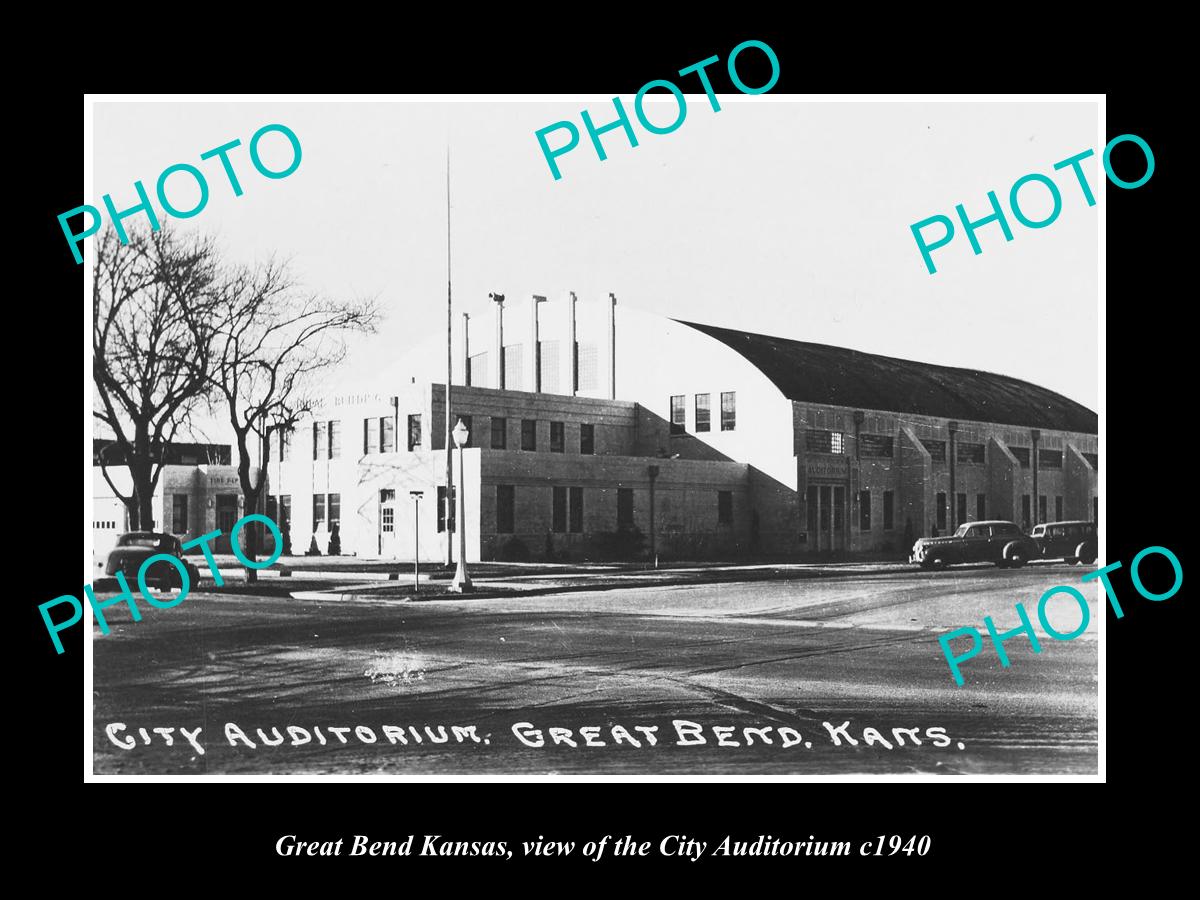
[444,146,455,567]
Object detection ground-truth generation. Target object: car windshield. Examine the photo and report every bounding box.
[953,524,970,537]
[117,534,168,548]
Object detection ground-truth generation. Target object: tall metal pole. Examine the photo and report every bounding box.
[413,494,420,590]
[444,147,455,567]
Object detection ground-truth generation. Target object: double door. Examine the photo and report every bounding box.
[806,483,847,552]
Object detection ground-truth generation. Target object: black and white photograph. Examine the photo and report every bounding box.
[78,94,1105,779]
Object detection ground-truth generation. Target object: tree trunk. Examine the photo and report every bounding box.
[235,429,261,583]
[130,422,156,531]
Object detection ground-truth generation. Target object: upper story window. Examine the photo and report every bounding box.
[807,430,845,455]
[956,441,985,464]
[1039,449,1063,469]
[1010,446,1031,467]
[364,417,378,454]
[670,395,686,435]
[1082,452,1098,471]
[580,423,595,455]
[550,421,565,453]
[720,392,736,431]
[407,414,422,451]
[521,419,537,451]
[694,394,711,433]
[328,421,341,459]
[278,427,292,462]
[491,416,507,450]
[921,438,946,462]
[313,422,327,460]
[859,434,894,458]
[380,416,396,453]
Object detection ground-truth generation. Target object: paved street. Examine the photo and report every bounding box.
[91,563,1098,775]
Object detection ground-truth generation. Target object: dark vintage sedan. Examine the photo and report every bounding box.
[1030,520,1097,565]
[909,520,1040,570]
[105,532,201,589]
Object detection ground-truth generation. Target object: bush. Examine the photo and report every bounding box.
[498,537,531,562]
[305,535,322,557]
[280,516,293,556]
[328,522,342,556]
[589,525,646,561]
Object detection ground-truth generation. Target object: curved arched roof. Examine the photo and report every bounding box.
[677,320,1097,434]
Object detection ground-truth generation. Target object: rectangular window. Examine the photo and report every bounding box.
[313,422,326,460]
[568,486,583,533]
[491,416,507,450]
[328,421,341,459]
[552,486,567,533]
[936,492,947,532]
[1021,494,1031,529]
[1011,446,1031,467]
[957,441,986,464]
[279,428,292,462]
[381,505,394,533]
[521,418,537,451]
[883,490,894,531]
[718,490,733,526]
[833,486,845,531]
[1039,449,1063,469]
[504,343,523,390]
[921,439,947,462]
[859,490,871,530]
[977,493,987,520]
[670,395,686,435]
[720,392,736,431]
[437,486,456,533]
[407,414,422,451]
[468,351,488,388]
[540,340,560,394]
[1055,495,1063,522]
[806,430,846,455]
[266,495,277,524]
[806,485,818,532]
[497,485,515,534]
[1082,452,1098,471]
[328,493,341,526]
[859,434,894,458]
[694,394,710,432]
[172,494,188,534]
[313,494,326,529]
[1038,494,1048,524]
[617,488,634,529]
[550,421,565,453]
[380,416,396,453]
[577,342,598,390]
[956,492,968,525]
[280,495,291,528]
[364,418,378,455]
[580,423,595,455]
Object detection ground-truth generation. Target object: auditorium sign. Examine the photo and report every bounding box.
[806,458,850,479]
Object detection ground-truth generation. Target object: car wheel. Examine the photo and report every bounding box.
[996,559,1009,568]
[1076,542,1097,565]
[1003,542,1026,569]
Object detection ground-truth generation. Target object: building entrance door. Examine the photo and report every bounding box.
[215,494,238,553]
[378,489,398,558]
[807,483,847,552]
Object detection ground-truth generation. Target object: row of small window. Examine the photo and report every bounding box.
[262,494,340,529]
[279,416,602,459]
[806,488,898,532]
[670,392,736,435]
[806,430,1077,469]
[927,493,1066,532]
[94,520,119,530]
[489,485,734,534]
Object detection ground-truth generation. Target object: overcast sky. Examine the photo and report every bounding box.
[93,99,1099,419]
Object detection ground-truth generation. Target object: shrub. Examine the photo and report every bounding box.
[280,515,293,556]
[589,525,646,561]
[499,537,531,562]
[305,535,321,557]
[328,522,342,556]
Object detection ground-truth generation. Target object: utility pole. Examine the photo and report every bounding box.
[444,147,455,567]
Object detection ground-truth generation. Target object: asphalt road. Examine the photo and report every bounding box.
[91,563,1098,775]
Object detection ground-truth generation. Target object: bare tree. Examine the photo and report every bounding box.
[93,226,219,530]
[210,258,379,579]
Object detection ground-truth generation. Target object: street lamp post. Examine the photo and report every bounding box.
[647,464,660,569]
[409,490,424,591]
[450,418,473,592]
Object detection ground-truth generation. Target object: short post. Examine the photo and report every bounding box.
[409,490,424,591]
[648,464,660,569]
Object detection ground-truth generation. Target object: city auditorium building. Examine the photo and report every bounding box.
[256,294,1098,562]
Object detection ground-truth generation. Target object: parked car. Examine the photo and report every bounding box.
[105,532,201,589]
[909,520,1040,570]
[1030,520,1097,565]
